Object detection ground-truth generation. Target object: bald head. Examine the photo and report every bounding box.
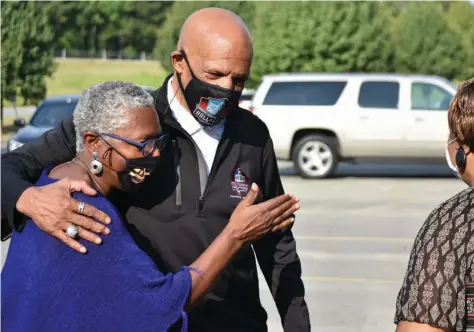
[171,7,253,109]
[178,8,253,59]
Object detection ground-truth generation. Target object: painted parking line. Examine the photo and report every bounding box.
[297,250,408,262]
[293,235,414,243]
[294,207,430,218]
[258,274,399,285]
[301,276,400,285]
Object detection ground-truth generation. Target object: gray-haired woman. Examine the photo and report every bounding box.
[1,81,299,332]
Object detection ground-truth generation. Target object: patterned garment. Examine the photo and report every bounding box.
[395,187,474,332]
[468,283,474,331]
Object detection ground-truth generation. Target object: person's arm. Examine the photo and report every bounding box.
[1,116,111,252]
[2,116,76,229]
[87,185,298,331]
[187,183,298,309]
[253,137,310,332]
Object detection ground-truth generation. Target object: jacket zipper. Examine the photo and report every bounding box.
[166,121,209,211]
[198,140,224,211]
[172,139,182,208]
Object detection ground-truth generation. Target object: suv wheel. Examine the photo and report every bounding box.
[292,135,339,179]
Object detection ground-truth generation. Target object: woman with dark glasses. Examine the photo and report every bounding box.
[1,81,300,332]
[395,78,474,332]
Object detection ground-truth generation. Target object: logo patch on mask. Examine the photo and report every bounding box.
[198,97,227,116]
[230,168,249,199]
[192,97,228,126]
[129,168,151,184]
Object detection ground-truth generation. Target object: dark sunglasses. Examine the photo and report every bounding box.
[100,133,169,157]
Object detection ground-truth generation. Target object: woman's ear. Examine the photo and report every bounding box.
[83,132,100,152]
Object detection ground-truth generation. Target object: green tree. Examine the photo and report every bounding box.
[46,1,174,57]
[45,1,116,55]
[391,2,467,81]
[100,1,174,56]
[250,2,395,86]
[1,2,25,126]
[154,1,255,72]
[446,1,474,80]
[17,2,56,105]
[250,2,318,86]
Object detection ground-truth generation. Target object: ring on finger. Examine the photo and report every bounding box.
[78,201,85,215]
[66,224,79,238]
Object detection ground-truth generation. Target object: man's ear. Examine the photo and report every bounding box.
[83,132,100,152]
[171,50,185,74]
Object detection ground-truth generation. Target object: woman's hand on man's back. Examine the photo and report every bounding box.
[16,178,112,253]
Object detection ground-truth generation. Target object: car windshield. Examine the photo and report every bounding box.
[30,100,77,127]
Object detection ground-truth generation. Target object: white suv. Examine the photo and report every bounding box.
[239,88,255,110]
[251,73,457,179]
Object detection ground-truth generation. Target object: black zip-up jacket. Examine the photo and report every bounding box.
[1,76,310,332]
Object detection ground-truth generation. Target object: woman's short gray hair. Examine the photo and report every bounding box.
[73,81,155,152]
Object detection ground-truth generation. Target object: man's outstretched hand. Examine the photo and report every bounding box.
[16,178,111,253]
[227,183,299,243]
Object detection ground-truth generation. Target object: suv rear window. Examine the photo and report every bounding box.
[263,81,347,106]
[358,81,400,109]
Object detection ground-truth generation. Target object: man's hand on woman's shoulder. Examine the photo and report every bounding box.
[17,178,112,254]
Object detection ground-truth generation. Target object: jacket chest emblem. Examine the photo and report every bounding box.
[230,168,249,199]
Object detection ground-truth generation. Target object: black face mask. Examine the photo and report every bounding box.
[115,155,161,193]
[100,142,161,193]
[176,50,242,127]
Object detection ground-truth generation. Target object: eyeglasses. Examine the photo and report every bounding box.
[100,133,169,157]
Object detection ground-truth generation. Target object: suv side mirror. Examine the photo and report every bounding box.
[13,118,26,127]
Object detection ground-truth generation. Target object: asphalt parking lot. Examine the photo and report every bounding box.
[260,162,466,332]
[1,161,466,332]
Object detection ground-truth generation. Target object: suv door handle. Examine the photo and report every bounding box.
[415,117,424,123]
[360,115,369,120]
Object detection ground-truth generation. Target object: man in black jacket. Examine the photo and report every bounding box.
[1,8,310,332]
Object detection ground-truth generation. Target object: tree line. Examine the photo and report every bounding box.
[155,1,473,87]
[2,1,473,121]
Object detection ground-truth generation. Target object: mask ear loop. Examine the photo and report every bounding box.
[173,57,187,95]
[179,50,198,79]
[455,141,472,173]
[98,135,129,173]
[171,52,190,119]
